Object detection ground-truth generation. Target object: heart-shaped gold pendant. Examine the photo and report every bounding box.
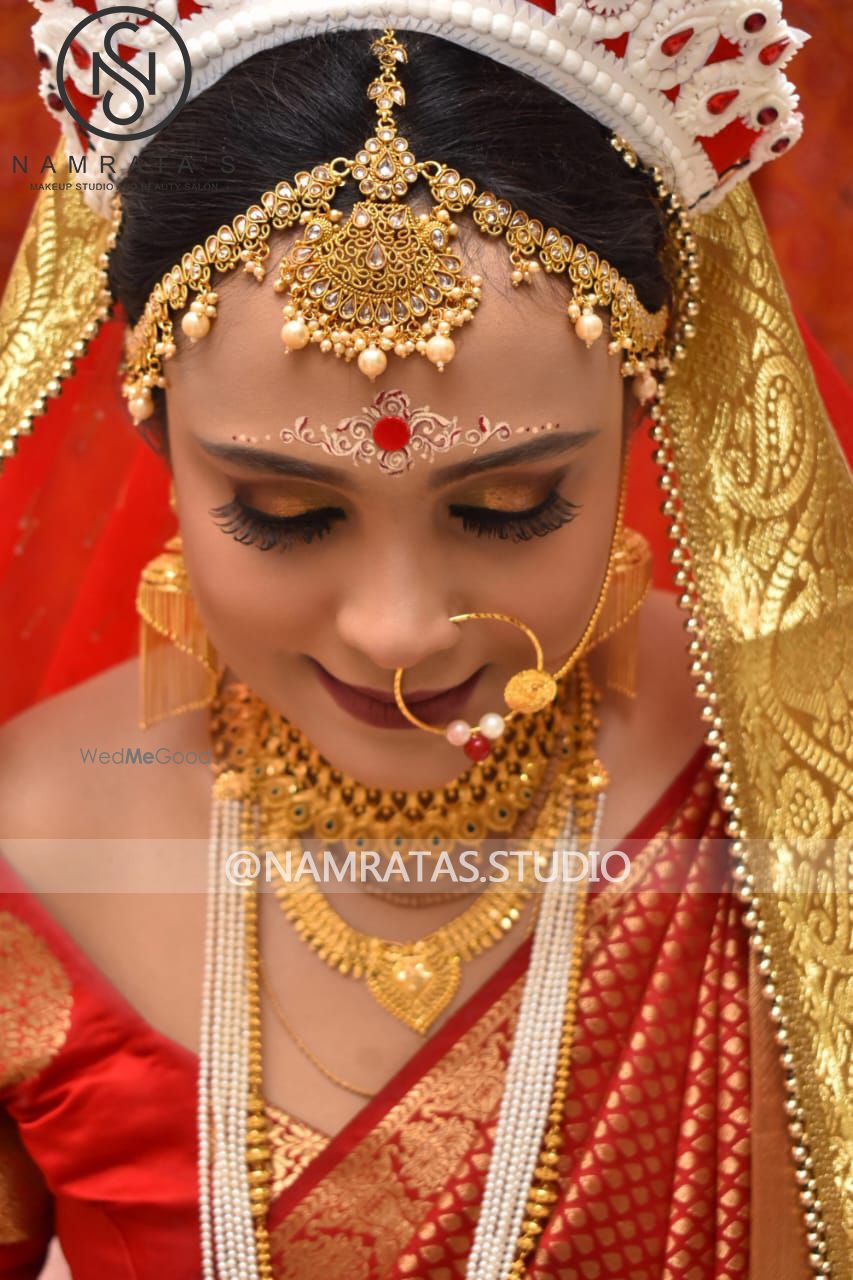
[367,938,461,1034]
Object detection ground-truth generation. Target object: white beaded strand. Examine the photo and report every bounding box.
[199,767,604,1280]
[200,796,262,1279]
[198,795,223,1280]
[211,798,238,1274]
[467,791,605,1280]
[468,814,573,1277]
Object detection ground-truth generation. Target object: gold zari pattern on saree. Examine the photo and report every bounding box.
[664,184,853,1273]
[0,152,116,464]
[266,774,752,1278]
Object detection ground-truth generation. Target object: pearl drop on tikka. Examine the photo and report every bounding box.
[358,344,388,380]
[182,305,211,341]
[281,318,310,351]
[425,332,455,370]
[574,310,603,347]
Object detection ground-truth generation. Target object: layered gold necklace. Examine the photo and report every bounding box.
[205,657,605,1279]
[211,664,601,1034]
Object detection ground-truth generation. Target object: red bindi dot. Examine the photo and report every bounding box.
[757,106,779,125]
[372,415,411,452]
[744,12,767,33]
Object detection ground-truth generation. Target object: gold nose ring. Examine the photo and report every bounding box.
[393,611,558,761]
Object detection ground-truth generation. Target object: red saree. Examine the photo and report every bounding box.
[0,746,753,1279]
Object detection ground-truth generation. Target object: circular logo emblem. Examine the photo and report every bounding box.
[57,6,191,143]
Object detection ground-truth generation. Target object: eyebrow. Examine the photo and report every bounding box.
[197,428,599,490]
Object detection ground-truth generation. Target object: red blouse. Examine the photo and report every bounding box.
[0,745,751,1279]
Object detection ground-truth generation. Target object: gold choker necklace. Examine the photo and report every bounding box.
[210,672,574,842]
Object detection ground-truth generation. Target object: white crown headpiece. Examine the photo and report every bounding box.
[31,0,807,219]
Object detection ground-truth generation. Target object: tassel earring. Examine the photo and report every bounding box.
[587,527,652,698]
[136,490,219,728]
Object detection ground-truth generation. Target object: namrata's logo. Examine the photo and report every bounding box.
[57,6,191,143]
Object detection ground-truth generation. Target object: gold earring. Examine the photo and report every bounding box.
[136,494,219,728]
[585,526,653,698]
[394,611,559,761]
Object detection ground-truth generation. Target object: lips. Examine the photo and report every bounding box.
[309,658,484,730]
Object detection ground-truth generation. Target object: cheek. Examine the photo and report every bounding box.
[167,431,328,670]
[506,443,622,666]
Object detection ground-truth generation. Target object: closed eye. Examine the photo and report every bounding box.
[211,489,580,550]
[449,490,581,541]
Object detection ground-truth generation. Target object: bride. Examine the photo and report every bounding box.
[0,6,848,1279]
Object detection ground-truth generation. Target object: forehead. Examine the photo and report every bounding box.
[166,228,622,448]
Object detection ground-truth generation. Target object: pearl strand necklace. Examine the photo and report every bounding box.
[467,793,604,1280]
[198,666,604,1279]
[201,791,262,1280]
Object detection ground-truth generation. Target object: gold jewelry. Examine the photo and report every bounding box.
[136,533,219,728]
[269,661,593,1034]
[506,661,597,1276]
[210,670,573,842]
[362,886,474,908]
[394,612,558,761]
[237,654,603,1269]
[270,860,534,1035]
[586,526,653,698]
[259,959,375,1100]
[121,30,675,423]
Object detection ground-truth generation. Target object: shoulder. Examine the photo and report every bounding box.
[0,658,211,842]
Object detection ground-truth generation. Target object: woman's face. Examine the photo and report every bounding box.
[165,229,631,789]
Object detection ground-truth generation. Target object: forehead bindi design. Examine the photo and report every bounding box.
[205,421,598,492]
[259,389,563,476]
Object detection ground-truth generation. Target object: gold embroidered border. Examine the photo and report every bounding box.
[665,183,853,1275]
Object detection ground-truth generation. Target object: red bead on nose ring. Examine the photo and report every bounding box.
[392,612,558,758]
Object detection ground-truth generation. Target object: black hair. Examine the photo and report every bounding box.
[109,29,669,434]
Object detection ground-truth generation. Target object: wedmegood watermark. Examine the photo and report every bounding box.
[57,7,191,143]
[79,746,211,765]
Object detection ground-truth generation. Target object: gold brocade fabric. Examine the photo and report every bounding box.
[266,1103,330,1199]
[0,1108,52,1247]
[265,773,755,1279]
[0,148,114,462]
[0,911,72,1091]
[666,184,853,1271]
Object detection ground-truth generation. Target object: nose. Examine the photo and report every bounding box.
[334,541,461,675]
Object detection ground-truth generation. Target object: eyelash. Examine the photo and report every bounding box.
[210,499,344,551]
[449,491,580,541]
[211,490,580,551]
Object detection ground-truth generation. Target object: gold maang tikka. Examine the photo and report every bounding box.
[121,29,676,423]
